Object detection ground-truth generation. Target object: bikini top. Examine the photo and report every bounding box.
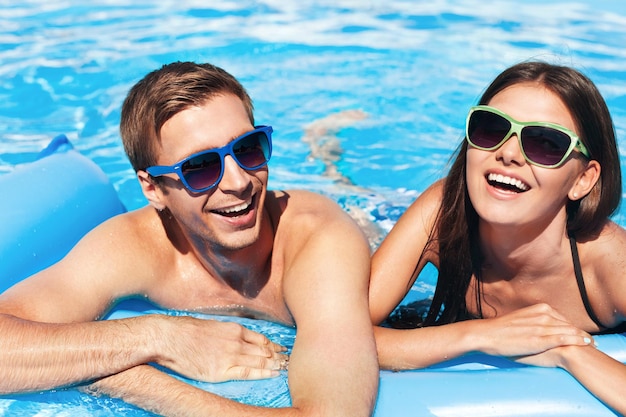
[569,236,626,334]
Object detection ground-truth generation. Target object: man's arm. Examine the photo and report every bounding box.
[0,311,284,394]
[83,365,275,417]
[0,212,285,393]
[281,196,379,416]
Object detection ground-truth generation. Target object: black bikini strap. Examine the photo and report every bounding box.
[569,236,605,329]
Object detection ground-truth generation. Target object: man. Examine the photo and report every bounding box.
[0,62,378,416]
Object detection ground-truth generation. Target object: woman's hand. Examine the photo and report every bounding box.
[472,303,594,358]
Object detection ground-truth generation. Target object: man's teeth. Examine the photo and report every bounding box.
[217,199,252,214]
[487,173,529,191]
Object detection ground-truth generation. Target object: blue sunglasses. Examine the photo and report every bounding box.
[146,126,273,193]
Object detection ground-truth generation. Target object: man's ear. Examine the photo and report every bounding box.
[137,170,167,210]
[569,160,601,201]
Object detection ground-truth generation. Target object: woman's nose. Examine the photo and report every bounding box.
[495,134,526,166]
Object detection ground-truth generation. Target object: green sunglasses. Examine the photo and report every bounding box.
[466,105,590,168]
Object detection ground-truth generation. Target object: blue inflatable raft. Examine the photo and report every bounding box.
[0,135,126,293]
[0,137,624,416]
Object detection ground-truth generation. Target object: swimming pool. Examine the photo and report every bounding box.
[2,1,625,213]
[1,0,626,415]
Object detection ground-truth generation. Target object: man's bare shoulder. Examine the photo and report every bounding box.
[266,189,343,217]
[56,206,172,284]
[85,206,164,245]
[266,189,352,235]
[266,189,366,256]
[107,205,159,226]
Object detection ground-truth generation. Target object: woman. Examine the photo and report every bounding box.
[369,61,626,414]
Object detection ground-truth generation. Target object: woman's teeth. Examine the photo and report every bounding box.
[487,173,529,192]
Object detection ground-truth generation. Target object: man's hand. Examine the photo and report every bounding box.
[150,315,287,382]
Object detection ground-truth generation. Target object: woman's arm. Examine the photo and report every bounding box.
[517,343,626,415]
[369,181,444,324]
[562,347,626,415]
[376,303,594,370]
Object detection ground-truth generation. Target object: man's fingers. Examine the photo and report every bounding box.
[240,327,287,353]
[226,366,280,381]
[247,352,289,371]
[238,329,287,359]
[223,354,289,381]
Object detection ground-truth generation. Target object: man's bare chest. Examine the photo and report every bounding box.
[145,264,294,325]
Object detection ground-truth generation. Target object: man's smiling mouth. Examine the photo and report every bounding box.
[213,198,254,217]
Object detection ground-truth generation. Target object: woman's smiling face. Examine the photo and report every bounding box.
[465,82,588,231]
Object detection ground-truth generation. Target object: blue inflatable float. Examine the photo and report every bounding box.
[0,137,624,416]
[0,135,126,293]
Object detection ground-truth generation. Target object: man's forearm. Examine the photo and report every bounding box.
[86,365,297,417]
[0,313,157,393]
[85,365,212,417]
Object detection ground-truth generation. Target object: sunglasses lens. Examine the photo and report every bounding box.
[233,131,271,169]
[468,110,511,148]
[520,127,571,166]
[181,151,222,191]
[177,128,271,192]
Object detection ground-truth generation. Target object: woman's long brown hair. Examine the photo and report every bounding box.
[421,61,621,326]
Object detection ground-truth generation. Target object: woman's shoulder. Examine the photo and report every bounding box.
[397,179,444,226]
[580,220,626,268]
[373,180,444,261]
[588,220,626,250]
[583,220,626,321]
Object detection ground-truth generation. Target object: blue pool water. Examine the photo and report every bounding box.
[2,1,625,217]
[1,0,626,415]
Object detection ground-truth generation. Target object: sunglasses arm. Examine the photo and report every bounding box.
[145,165,179,177]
